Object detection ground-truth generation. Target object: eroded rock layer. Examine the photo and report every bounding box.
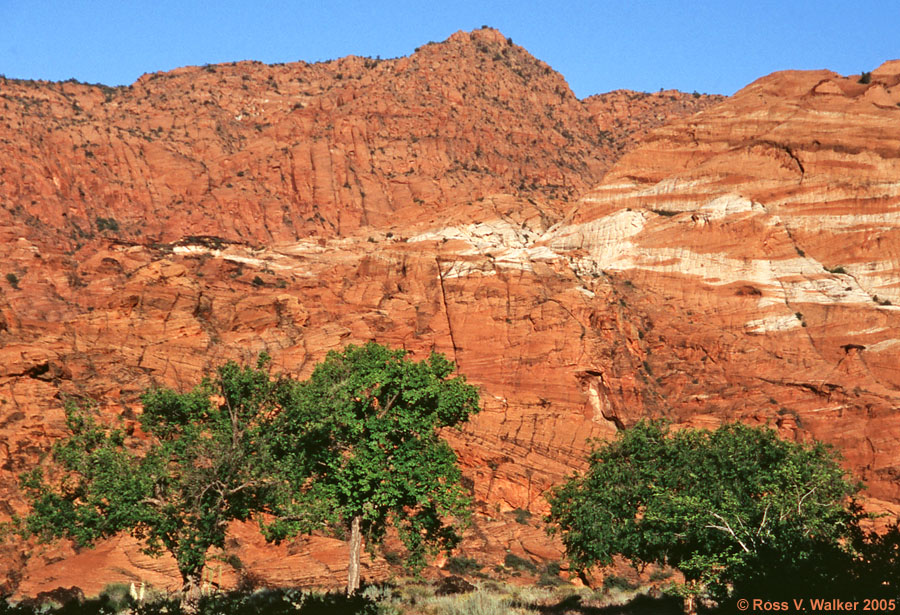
[545,63,900,501]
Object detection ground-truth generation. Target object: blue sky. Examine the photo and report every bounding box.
[1,1,898,98]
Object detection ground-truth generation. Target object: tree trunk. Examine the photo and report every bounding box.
[347,515,362,595]
[683,593,697,615]
[180,568,203,613]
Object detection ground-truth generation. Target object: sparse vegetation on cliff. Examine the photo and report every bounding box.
[95,217,119,232]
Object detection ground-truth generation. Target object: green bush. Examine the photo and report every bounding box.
[5,273,18,289]
[98,583,132,612]
[139,588,380,615]
[537,562,565,587]
[445,555,482,575]
[602,574,638,592]
[503,553,537,573]
[512,508,531,525]
[859,71,872,84]
[649,568,673,582]
[96,217,119,232]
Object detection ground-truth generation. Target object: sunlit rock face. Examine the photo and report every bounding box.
[4,30,899,595]
[542,62,900,503]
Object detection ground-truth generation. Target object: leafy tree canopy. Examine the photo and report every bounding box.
[546,420,863,602]
[20,343,480,598]
[20,355,280,599]
[264,342,480,591]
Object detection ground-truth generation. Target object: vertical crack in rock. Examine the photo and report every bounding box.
[435,257,460,366]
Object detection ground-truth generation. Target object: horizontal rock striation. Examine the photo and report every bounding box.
[547,62,900,501]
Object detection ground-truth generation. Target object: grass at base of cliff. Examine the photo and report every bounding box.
[1,579,683,615]
[388,580,681,615]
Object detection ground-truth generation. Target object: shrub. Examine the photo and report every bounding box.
[537,562,565,587]
[445,555,482,575]
[859,71,872,84]
[602,574,638,592]
[96,217,119,232]
[649,568,674,582]
[503,553,537,573]
[5,273,18,289]
[650,208,679,217]
[434,576,476,596]
[97,583,133,612]
[512,508,531,525]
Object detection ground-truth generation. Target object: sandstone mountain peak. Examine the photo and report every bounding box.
[873,59,900,78]
[448,26,510,45]
[0,33,718,250]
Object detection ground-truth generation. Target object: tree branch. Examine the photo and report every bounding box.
[757,501,771,538]
[380,391,401,417]
[798,487,818,514]
[141,497,168,508]
[707,512,750,553]
[225,480,267,496]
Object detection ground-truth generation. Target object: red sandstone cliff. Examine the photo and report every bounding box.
[0,27,718,249]
[547,62,900,501]
[6,28,898,596]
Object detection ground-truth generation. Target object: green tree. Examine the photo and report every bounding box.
[20,356,280,609]
[546,421,861,612]
[264,342,480,594]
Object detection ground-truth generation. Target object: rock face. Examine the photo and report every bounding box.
[0,27,719,247]
[547,63,900,503]
[3,27,898,596]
